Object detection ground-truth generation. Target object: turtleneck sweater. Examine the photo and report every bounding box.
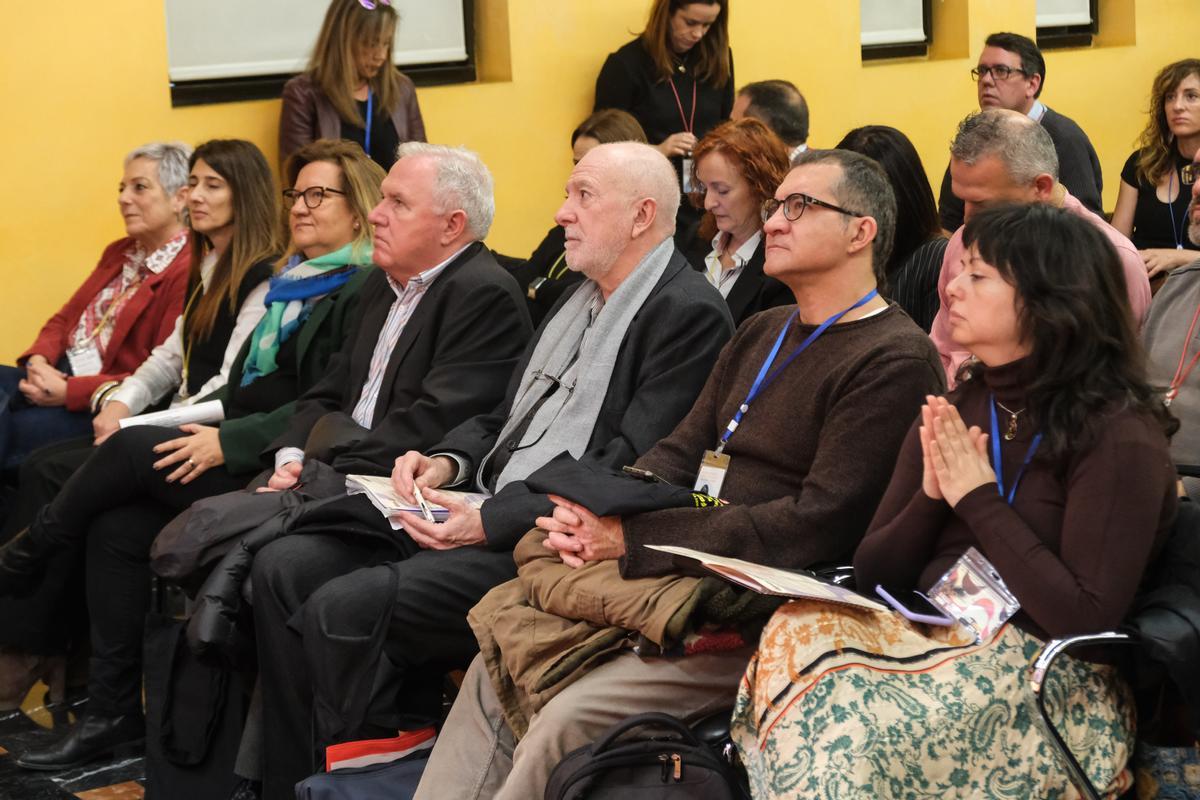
[855,357,1178,640]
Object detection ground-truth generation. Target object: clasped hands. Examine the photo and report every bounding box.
[18,356,67,407]
[920,395,996,507]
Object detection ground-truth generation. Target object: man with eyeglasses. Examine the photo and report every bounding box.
[249,142,732,799]
[937,32,1103,232]
[1143,147,1200,500]
[414,149,943,800]
[929,110,1150,385]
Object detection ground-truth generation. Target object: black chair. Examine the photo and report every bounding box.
[1029,495,1200,800]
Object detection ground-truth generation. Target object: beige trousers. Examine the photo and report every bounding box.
[414,645,753,800]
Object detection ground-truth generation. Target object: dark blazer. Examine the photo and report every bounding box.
[278,72,426,168]
[211,266,373,476]
[268,243,532,476]
[683,236,793,328]
[432,246,735,551]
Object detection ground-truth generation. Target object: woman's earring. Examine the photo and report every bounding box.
[353,221,361,230]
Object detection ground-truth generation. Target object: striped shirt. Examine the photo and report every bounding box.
[349,249,464,427]
[703,230,761,298]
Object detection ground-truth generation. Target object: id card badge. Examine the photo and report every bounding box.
[926,547,1020,643]
[681,157,695,194]
[692,449,730,499]
[66,343,103,377]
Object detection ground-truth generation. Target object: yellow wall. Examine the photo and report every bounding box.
[1,0,1196,361]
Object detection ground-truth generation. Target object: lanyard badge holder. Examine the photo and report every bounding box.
[693,289,878,499]
[926,547,1020,643]
[667,74,697,194]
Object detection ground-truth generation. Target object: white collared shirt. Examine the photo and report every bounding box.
[703,230,762,299]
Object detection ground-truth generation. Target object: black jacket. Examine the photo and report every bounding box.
[433,246,734,550]
[683,235,792,328]
[267,242,533,476]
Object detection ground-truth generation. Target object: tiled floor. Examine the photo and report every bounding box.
[0,686,144,800]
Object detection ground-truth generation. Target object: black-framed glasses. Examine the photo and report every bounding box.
[282,186,346,209]
[1183,163,1200,186]
[761,192,864,224]
[970,64,1028,82]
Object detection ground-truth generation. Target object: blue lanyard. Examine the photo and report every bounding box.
[989,395,1043,505]
[364,88,374,155]
[715,289,878,453]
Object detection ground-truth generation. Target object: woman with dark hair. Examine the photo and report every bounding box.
[0,140,386,772]
[687,117,792,325]
[837,125,946,331]
[732,204,1176,797]
[1112,59,1200,282]
[279,0,426,171]
[507,109,648,326]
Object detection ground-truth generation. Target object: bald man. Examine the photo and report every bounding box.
[252,143,733,798]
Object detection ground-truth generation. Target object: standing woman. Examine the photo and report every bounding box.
[1112,59,1200,282]
[687,117,792,326]
[731,204,1177,797]
[837,125,947,332]
[280,0,426,172]
[594,0,733,242]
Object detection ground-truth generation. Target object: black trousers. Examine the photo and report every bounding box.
[251,502,518,800]
[27,426,250,713]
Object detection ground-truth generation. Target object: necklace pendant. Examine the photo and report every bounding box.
[1004,416,1018,441]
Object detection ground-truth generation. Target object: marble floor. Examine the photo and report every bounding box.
[0,688,143,800]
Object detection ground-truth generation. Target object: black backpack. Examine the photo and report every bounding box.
[544,712,743,799]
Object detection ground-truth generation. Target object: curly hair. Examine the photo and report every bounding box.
[688,117,790,241]
[959,204,1176,461]
[1134,59,1200,186]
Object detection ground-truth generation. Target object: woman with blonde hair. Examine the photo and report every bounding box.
[1112,59,1200,281]
[280,0,426,170]
[0,140,386,772]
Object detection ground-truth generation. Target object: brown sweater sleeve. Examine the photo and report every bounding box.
[951,415,1176,636]
[620,352,944,578]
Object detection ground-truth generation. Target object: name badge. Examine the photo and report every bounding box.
[681,157,695,194]
[926,547,1020,643]
[66,343,103,377]
[692,449,730,499]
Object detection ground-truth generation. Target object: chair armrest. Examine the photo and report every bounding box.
[1028,631,1135,800]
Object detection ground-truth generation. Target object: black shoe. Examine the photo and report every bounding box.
[15,712,144,771]
[0,528,53,597]
[229,778,262,800]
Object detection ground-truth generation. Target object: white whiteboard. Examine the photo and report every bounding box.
[860,0,926,47]
[165,0,468,82]
[1036,0,1093,27]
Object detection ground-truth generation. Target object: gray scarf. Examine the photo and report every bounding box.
[484,236,675,492]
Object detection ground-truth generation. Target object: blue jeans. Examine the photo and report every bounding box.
[0,363,94,472]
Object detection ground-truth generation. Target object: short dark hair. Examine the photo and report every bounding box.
[984,32,1046,98]
[836,126,940,277]
[571,109,647,147]
[960,204,1176,460]
[737,80,809,147]
[792,149,896,279]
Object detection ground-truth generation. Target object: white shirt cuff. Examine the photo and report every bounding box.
[274,447,306,471]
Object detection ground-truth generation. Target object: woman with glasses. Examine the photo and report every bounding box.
[685,117,792,326]
[1112,59,1200,283]
[280,0,425,172]
[837,125,946,332]
[732,204,1176,797]
[0,140,385,772]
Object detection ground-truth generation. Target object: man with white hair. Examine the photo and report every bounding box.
[251,142,733,798]
[930,109,1152,383]
[1144,146,1200,498]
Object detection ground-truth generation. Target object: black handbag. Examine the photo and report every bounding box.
[544,712,742,800]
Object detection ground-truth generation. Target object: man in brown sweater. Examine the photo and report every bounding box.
[415,150,946,800]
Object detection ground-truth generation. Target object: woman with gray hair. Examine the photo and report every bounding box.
[0,142,194,478]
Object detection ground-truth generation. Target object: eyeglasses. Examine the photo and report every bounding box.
[283,186,346,209]
[761,192,863,224]
[970,64,1028,82]
[1183,163,1200,186]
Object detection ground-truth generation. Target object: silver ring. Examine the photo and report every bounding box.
[188,458,196,468]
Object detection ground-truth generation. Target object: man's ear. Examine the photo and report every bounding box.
[1031,172,1056,202]
[441,209,469,245]
[630,197,658,239]
[845,215,878,257]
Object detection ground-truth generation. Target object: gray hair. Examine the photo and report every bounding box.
[792,149,897,278]
[950,109,1059,184]
[591,142,680,234]
[124,141,193,195]
[395,142,495,240]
